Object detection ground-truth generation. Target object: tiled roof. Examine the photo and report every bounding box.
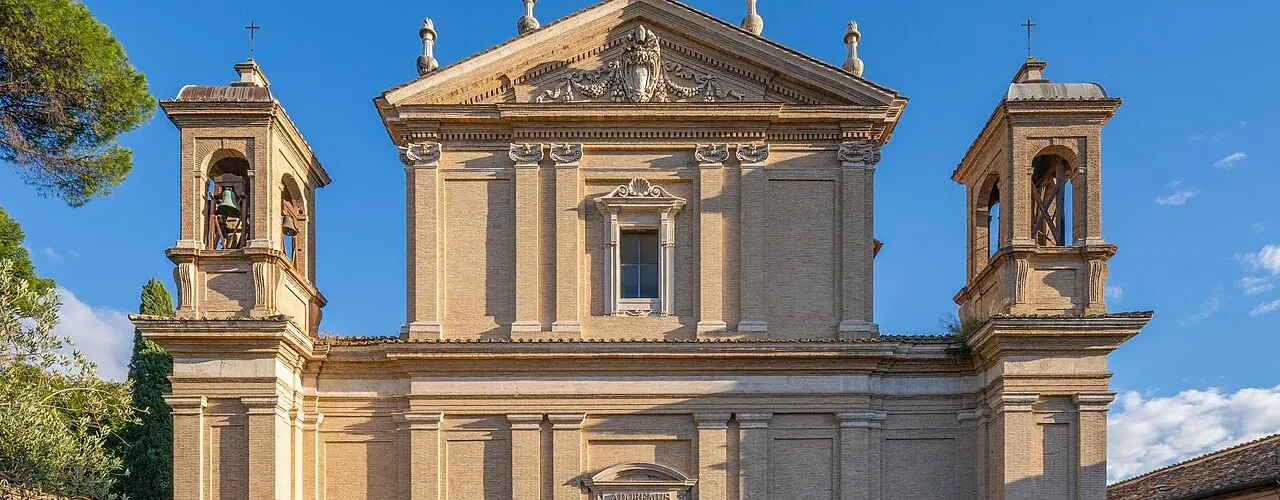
[1006,82,1109,101]
[1108,433,1280,500]
[173,84,273,103]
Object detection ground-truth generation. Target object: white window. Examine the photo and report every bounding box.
[594,178,685,317]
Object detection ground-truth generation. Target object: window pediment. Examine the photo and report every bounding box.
[584,462,696,500]
[594,178,686,216]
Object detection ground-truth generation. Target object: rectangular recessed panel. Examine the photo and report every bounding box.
[770,438,834,500]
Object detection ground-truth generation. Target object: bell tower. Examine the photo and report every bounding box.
[953,58,1120,321]
[159,60,331,334]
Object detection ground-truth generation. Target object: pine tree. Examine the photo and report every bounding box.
[114,278,174,500]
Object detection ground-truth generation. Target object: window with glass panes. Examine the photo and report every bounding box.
[620,230,660,299]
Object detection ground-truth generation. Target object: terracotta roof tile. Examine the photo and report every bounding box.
[1108,433,1280,500]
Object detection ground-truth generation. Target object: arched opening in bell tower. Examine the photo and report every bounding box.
[1031,152,1075,246]
[203,153,251,250]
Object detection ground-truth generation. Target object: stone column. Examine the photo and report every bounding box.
[1075,394,1114,500]
[551,144,583,334]
[736,144,769,333]
[508,414,544,500]
[404,412,444,500]
[697,145,729,334]
[243,396,292,500]
[838,141,880,336]
[695,412,731,500]
[836,410,885,500]
[736,411,772,500]
[301,411,325,500]
[166,395,207,500]
[991,393,1039,500]
[548,413,586,500]
[511,145,544,335]
[401,142,444,339]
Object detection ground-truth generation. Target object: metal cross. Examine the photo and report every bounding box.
[245,20,260,59]
[1021,17,1037,58]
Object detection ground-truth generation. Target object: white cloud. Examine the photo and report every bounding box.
[1105,286,1124,301]
[1213,152,1247,169]
[1241,244,1280,275]
[1186,295,1220,322]
[52,287,134,382]
[1239,276,1274,296]
[1250,299,1280,317]
[1108,385,1280,482]
[1165,178,1184,189]
[1154,189,1200,206]
[1253,222,1269,234]
[42,247,61,262]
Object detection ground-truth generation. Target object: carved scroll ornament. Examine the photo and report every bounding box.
[399,142,442,166]
[536,25,745,103]
[695,144,729,164]
[839,141,881,166]
[509,143,543,164]
[735,143,770,164]
[550,143,584,164]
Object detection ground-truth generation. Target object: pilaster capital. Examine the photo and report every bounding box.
[401,411,444,430]
[164,395,208,415]
[735,411,773,429]
[509,143,544,167]
[990,393,1039,414]
[839,140,881,168]
[550,143,583,166]
[695,144,729,166]
[242,396,289,417]
[735,143,769,165]
[694,412,732,429]
[507,413,544,430]
[957,408,990,425]
[399,141,442,168]
[1074,393,1116,412]
[835,410,887,428]
[547,413,586,430]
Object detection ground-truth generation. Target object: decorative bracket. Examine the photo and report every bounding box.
[399,142,442,167]
[509,143,544,165]
[695,144,729,164]
[735,143,770,164]
[839,141,881,167]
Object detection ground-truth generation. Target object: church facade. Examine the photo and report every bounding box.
[133,1,1151,499]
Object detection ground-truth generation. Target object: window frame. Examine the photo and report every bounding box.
[594,178,685,317]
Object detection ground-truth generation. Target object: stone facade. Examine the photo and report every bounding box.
[134,1,1151,499]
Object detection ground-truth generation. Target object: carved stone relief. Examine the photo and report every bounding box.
[735,143,769,164]
[550,143,584,164]
[398,142,442,166]
[536,25,745,103]
[509,143,544,164]
[695,144,729,164]
[839,140,881,166]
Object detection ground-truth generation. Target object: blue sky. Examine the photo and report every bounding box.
[2,0,1277,480]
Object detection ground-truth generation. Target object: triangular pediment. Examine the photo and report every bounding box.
[381,0,899,108]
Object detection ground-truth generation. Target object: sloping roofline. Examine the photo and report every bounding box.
[379,0,901,106]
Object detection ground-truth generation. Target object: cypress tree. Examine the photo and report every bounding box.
[115,278,174,500]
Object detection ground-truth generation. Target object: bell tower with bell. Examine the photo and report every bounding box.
[159,59,331,334]
[952,58,1119,321]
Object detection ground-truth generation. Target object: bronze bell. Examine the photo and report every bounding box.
[214,186,241,217]
[281,214,299,237]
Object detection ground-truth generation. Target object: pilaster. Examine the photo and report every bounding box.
[242,396,292,500]
[552,144,583,334]
[838,141,880,336]
[1075,394,1114,500]
[697,145,729,334]
[957,408,990,500]
[837,409,886,500]
[166,395,207,500]
[508,413,544,500]
[290,406,305,500]
[990,393,1040,500]
[548,413,586,500]
[736,411,772,500]
[301,411,325,500]
[695,412,731,500]
[401,142,444,339]
[736,144,769,333]
[404,411,444,500]
[511,144,544,334]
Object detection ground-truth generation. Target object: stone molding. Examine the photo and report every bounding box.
[693,412,732,429]
[507,413,544,430]
[164,395,208,415]
[735,412,773,429]
[1074,393,1116,412]
[547,413,585,430]
[402,412,444,430]
[991,392,1039,415]
[835,410,888,428]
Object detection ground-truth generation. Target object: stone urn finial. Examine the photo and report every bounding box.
[741,0,763,36]
[417,18,439,76]
[518,0,540,34]
[842,21,863,77]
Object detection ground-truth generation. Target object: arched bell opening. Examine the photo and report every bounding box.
[972,172,1002,275]
[280,173,307,274]
[204,155,251,250]
[1031,153,1075,247]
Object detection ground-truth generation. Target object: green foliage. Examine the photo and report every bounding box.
[0,0,156,207]
[0,207,55,314]
[113,279,173,500]
[0,259,134,498]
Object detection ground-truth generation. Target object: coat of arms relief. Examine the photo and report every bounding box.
[536,25,746,103]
